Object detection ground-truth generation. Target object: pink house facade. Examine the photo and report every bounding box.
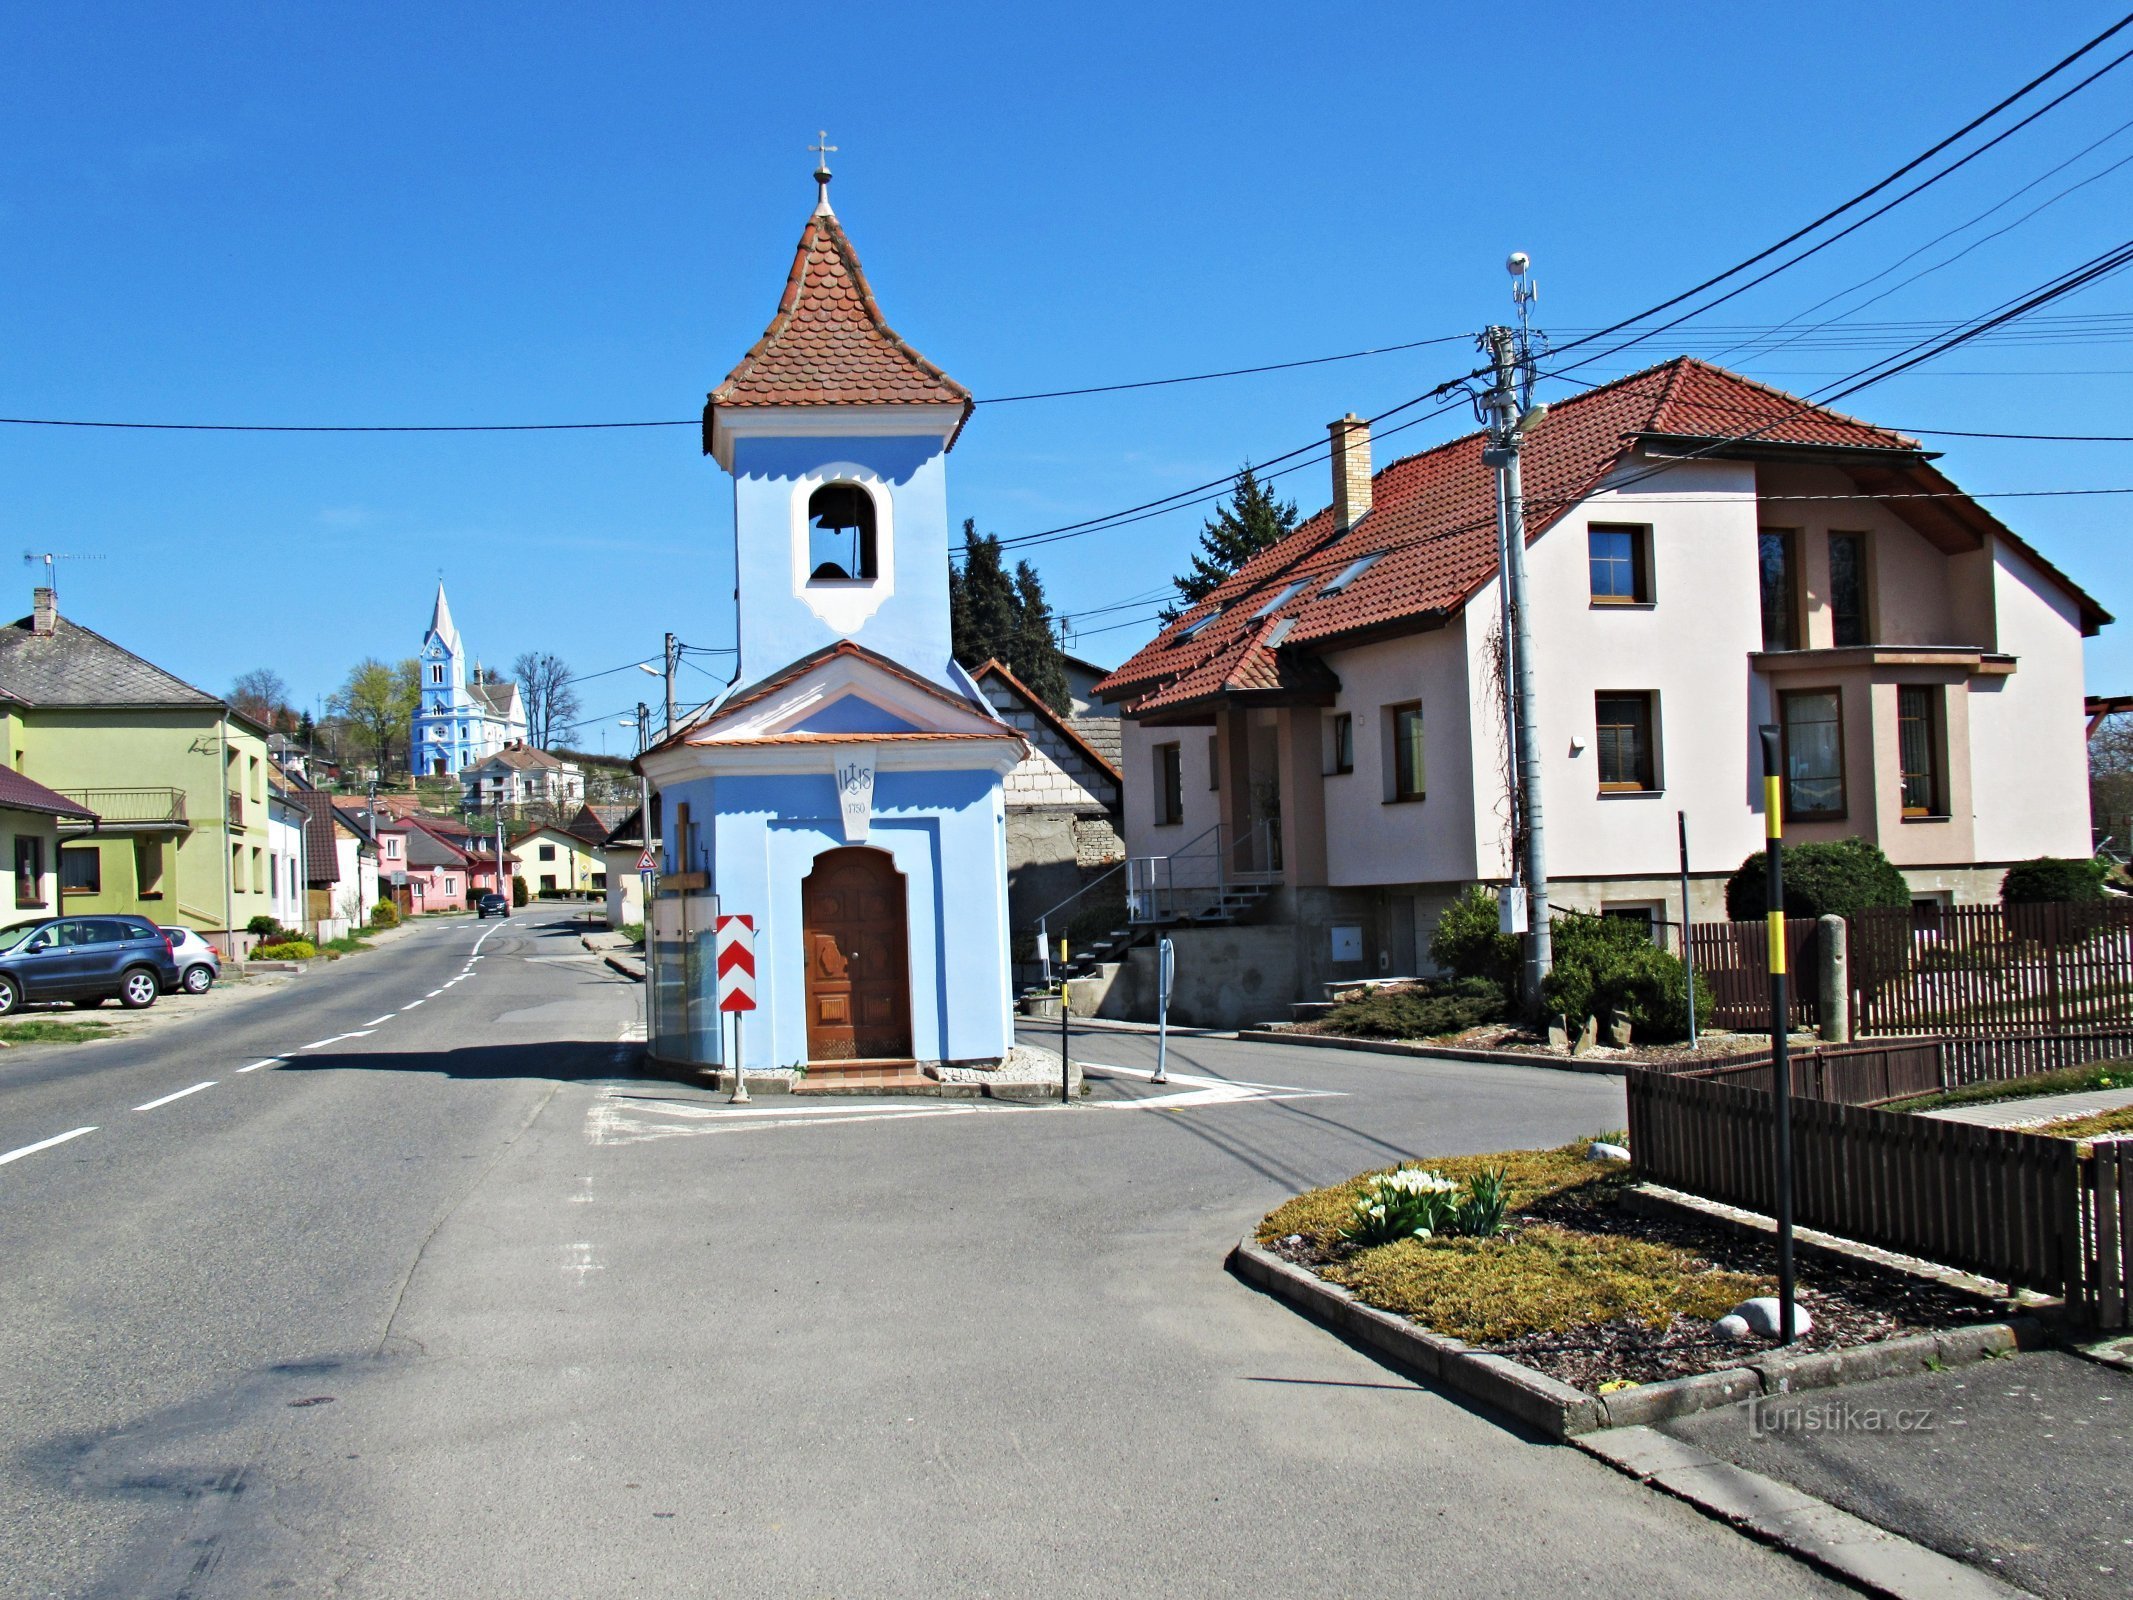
[1098,359,2109,1023]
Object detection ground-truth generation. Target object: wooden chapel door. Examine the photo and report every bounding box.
[801,847,912,1061]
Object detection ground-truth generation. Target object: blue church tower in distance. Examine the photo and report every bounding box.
[639,162,1025,1085]
[411,582,528,776]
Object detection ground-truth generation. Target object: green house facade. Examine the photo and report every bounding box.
[0,589,277,945]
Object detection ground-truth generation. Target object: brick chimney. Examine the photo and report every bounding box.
[31,587,57,636]
[1329,414,1372,532]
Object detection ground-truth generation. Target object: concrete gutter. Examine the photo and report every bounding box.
[1228,1234,2043,1438]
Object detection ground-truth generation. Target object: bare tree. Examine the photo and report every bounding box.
[2092,711,2133,857]
[510,651,581,750]
[230,667,293,730]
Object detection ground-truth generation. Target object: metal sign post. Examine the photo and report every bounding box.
[1678,810,1698,1051]
[1152,937,1175,1084]
[715,914,757,1104]
[1058,933,1071,1105]
[1758,728,1798,1345]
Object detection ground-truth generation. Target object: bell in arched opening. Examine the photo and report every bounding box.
[806,483,877,581]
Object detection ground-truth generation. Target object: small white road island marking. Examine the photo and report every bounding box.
[135,1082,216,1112]
[1,1126,97,1166]
[236,1058,282,1073]
[363,1015,396,1027]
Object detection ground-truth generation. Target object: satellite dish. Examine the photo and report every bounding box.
[1507,251,1530,276]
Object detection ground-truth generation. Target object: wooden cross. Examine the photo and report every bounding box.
[809,131,837,173]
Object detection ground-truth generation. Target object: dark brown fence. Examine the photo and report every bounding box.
[1627,1067,2131,1324]
[1687,917,1820,1031]
[1851,902,2133,1037]
[1672,1033,2133,1106]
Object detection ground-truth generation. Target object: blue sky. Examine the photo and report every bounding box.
[5,2,2132,749]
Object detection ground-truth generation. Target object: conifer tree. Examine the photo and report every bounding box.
[1165,466,1299,620]
[949,520,1071,714]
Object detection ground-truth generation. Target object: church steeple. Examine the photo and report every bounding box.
[428,581,461,656]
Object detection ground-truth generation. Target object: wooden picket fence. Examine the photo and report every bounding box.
[1686,916,1821,1031]
[1850,902,2133,1036]
[1679,1032,2133,1104]
[1627,1065,2133,1325]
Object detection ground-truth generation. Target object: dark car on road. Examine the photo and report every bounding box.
[476,892,510,920]
[0,915,182,1014]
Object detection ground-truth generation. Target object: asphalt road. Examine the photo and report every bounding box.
[4,949,1857,1598]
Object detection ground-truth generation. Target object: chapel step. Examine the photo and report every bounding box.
[793,1058,935,1095]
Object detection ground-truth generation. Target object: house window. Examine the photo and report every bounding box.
[1327,712,1354,775]
[15,835,44,907]
[233,843,245,892]
[540,873,557,892]
[270,854,279,897]
[1595,693,1658,791]
[539,843,557,861]
[592,873,608,890]
[431,664,444,684]
[1154,742,1183,825]
[1588,524,1651,604]
[61,846,100,895]
[1386,702,1424,801]
[1759,529,1800,651]
[1602,904,1662,946]
[1251,580,1307,618]
[250,846,263,891]
[1830,532,1869,647]
[1898,685,1943,817]
[806,483,877,581]
[136,839,165,898]
[1780,689,1845,820]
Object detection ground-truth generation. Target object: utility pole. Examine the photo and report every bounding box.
[1480,252,1552,1010]
[664,633,679,742]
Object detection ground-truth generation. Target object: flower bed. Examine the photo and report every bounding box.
[1260,1140,2005,1390]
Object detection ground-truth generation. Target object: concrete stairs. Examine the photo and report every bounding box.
[792,1059,936,1095]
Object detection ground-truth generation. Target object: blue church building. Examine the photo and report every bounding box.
[639,168,1025,1085]
[412,583,528,776]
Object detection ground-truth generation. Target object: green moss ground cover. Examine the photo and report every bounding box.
[0,1018,117,1044]
[1884,1060,2132,1113]
[2032,1105,2133,1142]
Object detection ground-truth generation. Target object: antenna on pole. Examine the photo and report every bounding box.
[1507,251,1541,414]
[22,551,105,610]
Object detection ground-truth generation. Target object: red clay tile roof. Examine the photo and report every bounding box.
[705,208,973,445]
[1096,357,2102,711]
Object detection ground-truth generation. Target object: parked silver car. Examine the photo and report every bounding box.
[160,926,221,994]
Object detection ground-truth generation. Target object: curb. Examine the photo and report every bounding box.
[602,953,645,983]
[1232,1028,1627,1074]
[1227,1235,2042,1438]
[1574,1428,2031,1599]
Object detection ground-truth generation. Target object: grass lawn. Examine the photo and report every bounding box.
[1883,1060,2132,1113]
[0,1017,117,1045]
[319,933,375,957]
[2033,1105,2133,1142]
[1259,1139,1767,1345]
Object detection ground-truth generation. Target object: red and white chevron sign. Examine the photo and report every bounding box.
[714,914,757,1013]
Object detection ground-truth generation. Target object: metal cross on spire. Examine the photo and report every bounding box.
[810,130,837,213]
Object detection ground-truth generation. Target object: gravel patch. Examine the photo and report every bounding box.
[934,1044,1082,1089]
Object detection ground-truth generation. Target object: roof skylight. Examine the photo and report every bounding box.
[1322,553,1382,594]
[1251,581,1308,618]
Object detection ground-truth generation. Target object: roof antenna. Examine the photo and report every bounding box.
[809,130,838,215]
[22,551,104,611]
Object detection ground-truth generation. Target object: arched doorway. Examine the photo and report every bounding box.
[801,847,912,1061]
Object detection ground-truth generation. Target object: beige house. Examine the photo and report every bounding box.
[463,743,585,814]
[1099,359,2108,1024]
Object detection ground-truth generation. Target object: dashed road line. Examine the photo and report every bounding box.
[363,1014,396,1026]
[236,1058,282,1073]
[135,1081,216,1111]
[403,999,425,1008]
[426,989,444,998]
[300,1030,376,1050]
[1,1126,97,1166]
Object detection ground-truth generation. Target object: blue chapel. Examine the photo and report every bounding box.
[639,165,1024,1083]
[411,583,528,776]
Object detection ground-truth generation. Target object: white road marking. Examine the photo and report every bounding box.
[586,1091,990,1144]
[300,1030,376,1050]
[426,989,443,998]
[472,922,508,956]
[402,999,425,1009]
[135,1081,216,1111]
[1077,1060,1343,1112]
[565,1241,601,1282]
[0,1126,97,1166]
[236,1058,282,1073]
[363,1014,396,1027]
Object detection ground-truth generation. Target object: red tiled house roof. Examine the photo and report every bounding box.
[703,206,973,454]
[1098,357,2108,718]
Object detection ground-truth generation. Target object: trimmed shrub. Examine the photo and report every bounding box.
[368,900,401,927]
[511,874,530,908]
[1725,837,1910,921]
[1320,977,1506,1041]
[253,939,317,961]
[1541,913,1714,1044]
[1429,886,1521,991]
[2001,856,2108,905]
[246,914,284,938]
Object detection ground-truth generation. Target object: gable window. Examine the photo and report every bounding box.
[806,483,877,582]
[1384,702,1424,802]
[1830,532,1870,647]
[1898,685,1943,817]
[539,843,557,861]
[1326,712,1354,775]
[1588,524,1652,604]
[1759,529,1801,651]
[1780,689,1845,820]
[60,846,99,895]
[1154,742,1183,825]
[1595,693,1658,791]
